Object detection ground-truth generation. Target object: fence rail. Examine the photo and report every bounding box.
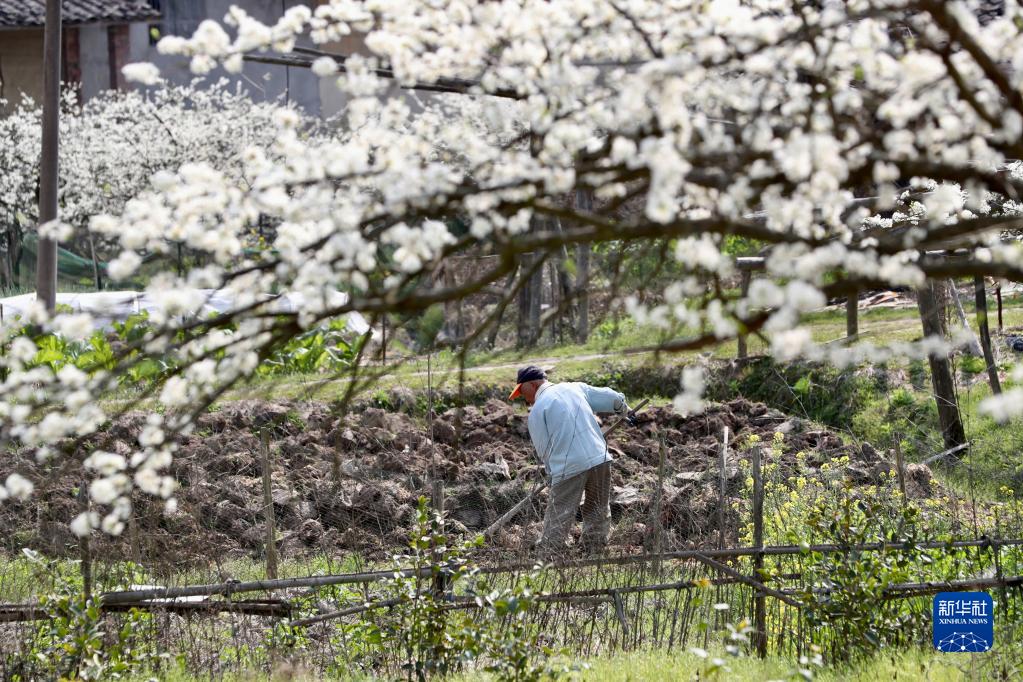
[4,537,1021,625]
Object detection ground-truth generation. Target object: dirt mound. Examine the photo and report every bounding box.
[0,398,935,563]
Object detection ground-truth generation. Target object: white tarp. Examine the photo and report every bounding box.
[0,290,371,336]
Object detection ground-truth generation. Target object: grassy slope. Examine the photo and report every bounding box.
[222,294,1023,400]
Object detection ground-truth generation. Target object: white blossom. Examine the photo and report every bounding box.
[4,473,34,501]
[122,62,162,85]
[70,512,93,537]
[311,57,339,77]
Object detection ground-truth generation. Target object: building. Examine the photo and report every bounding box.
[131,0,324,114]
[0,1,161,112]
[1,0,393,118]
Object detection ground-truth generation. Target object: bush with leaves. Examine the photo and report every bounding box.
[6,550,162,681]
[796,489,929,662]
[327,497,566,681]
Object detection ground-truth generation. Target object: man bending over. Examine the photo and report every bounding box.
[509,365,631,553]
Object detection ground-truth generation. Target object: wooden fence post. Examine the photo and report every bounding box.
[78,483,92,600]
[718,427,729,550]
[846,290,858,339]
[653,435,666,577]
[261,429,278,580]
[751,446,766,658]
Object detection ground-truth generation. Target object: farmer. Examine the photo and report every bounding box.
[509,365,633,553]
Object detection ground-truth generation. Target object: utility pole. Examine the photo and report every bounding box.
[36,0,62,312]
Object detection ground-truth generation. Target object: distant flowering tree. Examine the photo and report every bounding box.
[0,82,306,285]
[3,0,1023,534]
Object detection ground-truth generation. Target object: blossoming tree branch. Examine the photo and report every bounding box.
[2,0,1023,536]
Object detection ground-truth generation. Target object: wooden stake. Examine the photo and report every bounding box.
[718,427,729,550]
[653,435,666,577]
[751,446,766,658]
[261,429,278,580]
[893,440,907,500]
[77,483,92,600]
[612,590,630,637]
[846,290,858,339]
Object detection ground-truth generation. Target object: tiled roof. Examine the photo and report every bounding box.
[0,1,160,28]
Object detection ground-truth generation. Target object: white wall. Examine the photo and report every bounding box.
[130,0,322,114]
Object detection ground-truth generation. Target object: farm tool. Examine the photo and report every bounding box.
[482,398,651,539]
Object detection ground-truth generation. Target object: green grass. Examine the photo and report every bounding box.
[206,291,1023,402]
[125,646,978,681]
[570,647,973,681]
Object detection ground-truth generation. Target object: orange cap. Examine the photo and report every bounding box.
[509,383,523,400]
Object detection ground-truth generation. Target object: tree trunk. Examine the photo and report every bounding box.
[548,259,560,343]
[947,279,982,356]
[996,284,1003,332]
[528,253,542,345]
[0,232,13,290]
[516,256,533,348]
[917,280,967,454]
[572,189,597,343]
[487,270,517,349]
[551,217,574,344]
[974,276,1001,395]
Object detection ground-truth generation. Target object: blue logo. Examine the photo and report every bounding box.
[933,592,993,652]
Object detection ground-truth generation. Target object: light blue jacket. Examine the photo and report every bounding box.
[526,382,628,484]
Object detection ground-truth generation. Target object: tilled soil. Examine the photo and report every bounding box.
[0,398,936,563]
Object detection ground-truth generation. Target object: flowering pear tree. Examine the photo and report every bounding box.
[0,82,310,286]
[3,0,1023,535]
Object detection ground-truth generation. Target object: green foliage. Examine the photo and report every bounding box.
[7,551,163,681]
[708,360,875,430]
[257,317,363,376]
[721,235,764,257]
[851,385,938,462]
[593,316,632,343]
[796,491,928,662]
[957,355,987,375]
[3,312,364,390]
[327,497,566,681]
[414,304,447,350]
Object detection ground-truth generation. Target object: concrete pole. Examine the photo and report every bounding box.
[36,0,62,312]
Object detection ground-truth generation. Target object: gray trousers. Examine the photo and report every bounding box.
[538,462,611,553]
